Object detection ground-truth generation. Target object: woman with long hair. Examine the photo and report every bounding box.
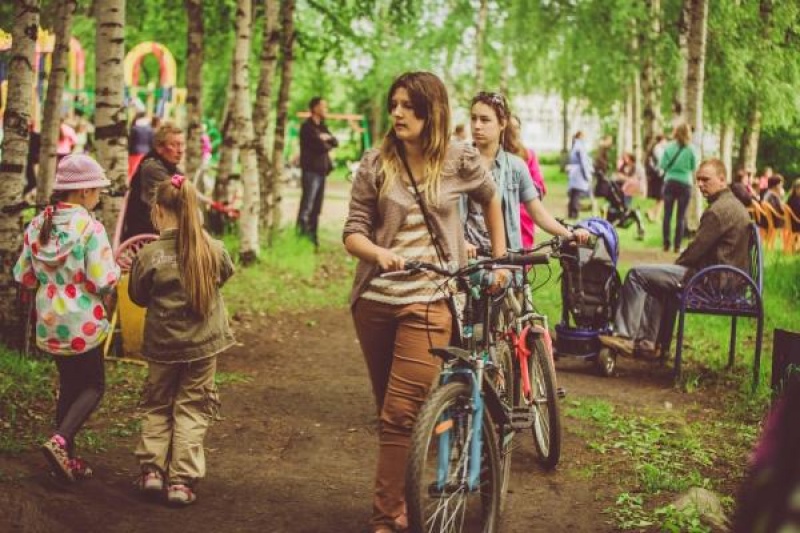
[464,91,585,256]
[343,72,508,533]
[660,122,698,253]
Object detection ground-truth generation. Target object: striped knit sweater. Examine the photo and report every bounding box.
[361,199,445,305]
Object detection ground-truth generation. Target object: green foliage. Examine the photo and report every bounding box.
[759,123,800,178]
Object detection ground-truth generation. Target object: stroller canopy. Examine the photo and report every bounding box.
[575,217,620,266]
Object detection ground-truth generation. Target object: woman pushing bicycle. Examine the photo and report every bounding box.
[465,91,589,254]
[343,71,510,533]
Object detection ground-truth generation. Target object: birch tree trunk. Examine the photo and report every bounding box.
[719,118,735,182]
[685,0,709,232]
[184,0,204,185]
[254,0,280,230]
[94,0,128,233]
[641,0,663,150]
[36,0,77,205]
[684,0,708,138]
[0,0,40,345]
[268,0,296,240]
[231,0,260,263]
[215,74,237,190]
[474,0,488,91]
[674,0,691,120]
[737,103,761,174]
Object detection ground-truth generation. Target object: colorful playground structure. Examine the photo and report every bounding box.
[1,30,186,130]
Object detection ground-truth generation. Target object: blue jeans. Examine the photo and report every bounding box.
[296,170,326,245]
[662,180,692,251]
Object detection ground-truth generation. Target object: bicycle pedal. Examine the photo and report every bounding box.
[557,387,567,399]
[510,407,533,430]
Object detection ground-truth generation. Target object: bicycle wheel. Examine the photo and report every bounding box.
[526,336,562,469]
[406,381,501,533]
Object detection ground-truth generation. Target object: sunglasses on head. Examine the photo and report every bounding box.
[475,91,507,109]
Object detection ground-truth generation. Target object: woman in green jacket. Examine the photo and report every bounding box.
[659,123,699,253]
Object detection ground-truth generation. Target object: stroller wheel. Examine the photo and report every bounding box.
[596,348,616,377]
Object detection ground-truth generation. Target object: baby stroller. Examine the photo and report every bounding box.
[553,218,622,376]
[593,170,645,240]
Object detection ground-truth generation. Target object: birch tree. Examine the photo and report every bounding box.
[0,0,39,345]
[184,0,204,184]
[37,0,77,205]
[94,0,128,233]
[268,0,296,239]
[254,0,280,230]
[475,0,488,90]
[231,0,261,263]
[685,0,709,232]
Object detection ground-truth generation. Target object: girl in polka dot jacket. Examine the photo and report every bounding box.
[14,155,120,483]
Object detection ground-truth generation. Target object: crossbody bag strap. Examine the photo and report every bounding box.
[398,147,447,267]
[662,145,685,175]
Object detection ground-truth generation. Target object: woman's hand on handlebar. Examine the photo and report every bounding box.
[572,228,591,244]
[374,248,405,272]
[488,268,511,294]
[465,241,478,260]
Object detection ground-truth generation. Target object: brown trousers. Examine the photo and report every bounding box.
[135,356,220,486]
[352,298,452,529]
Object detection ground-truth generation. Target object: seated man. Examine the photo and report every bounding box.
[600,158,751,356]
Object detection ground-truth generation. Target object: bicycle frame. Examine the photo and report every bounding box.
[433,268,498,492]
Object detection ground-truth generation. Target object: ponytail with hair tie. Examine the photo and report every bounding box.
[39,204,58,245]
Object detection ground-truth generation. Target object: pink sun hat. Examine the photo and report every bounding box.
[53,154,111,191]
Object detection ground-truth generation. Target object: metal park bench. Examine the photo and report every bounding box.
[670,224,764,390]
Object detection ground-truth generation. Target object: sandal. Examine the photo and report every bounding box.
[138,467,164,493]
[69,457,93,479]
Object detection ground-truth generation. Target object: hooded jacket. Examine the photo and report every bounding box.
[14,204,120,355]
[128,230,235,363]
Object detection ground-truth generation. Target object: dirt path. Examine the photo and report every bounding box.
[1,306,701,533]
[0,176,706,532]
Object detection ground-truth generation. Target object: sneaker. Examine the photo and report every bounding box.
[167,484,197,506]
[598,335,634,357]
[69,457,93,479]
[139,468,164,493]
[41,435,74,482]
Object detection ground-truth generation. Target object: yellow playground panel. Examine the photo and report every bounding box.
[105,234,158,360]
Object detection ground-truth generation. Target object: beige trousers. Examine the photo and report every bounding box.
[135,356,220,486]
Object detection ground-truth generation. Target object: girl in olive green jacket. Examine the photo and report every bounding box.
[129,175,235,506]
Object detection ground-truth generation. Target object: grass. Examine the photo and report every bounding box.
[567,397,747,530]
[221,228,354,316]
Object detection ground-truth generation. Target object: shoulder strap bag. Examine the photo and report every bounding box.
[398,146,462,343]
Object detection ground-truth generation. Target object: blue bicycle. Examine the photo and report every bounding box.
[401,251,551,533]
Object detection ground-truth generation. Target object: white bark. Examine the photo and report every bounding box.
[254,0,280,229]
[0,0,39,343]
[675,0,691,120]
[738,105,761,174]
[231,0,260,262]
[37,0,77,205]
[269,0,296,239]
[719,118,735,182]
[685,0,709,232]
[184,0,204,184]
[94,0,128,232]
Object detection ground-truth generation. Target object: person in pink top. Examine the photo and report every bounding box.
[57,122,78,162]
[510,115,546,247]
[201,124,212,165]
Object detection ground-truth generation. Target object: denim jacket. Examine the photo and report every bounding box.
[462,148,538,250]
